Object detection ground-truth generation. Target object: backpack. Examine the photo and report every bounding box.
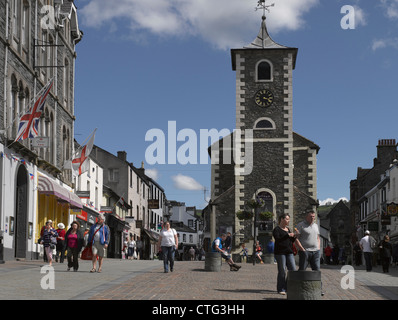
[370,236,377,249]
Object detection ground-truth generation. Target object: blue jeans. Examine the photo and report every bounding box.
[298,250,320,271]
[274,254,296,293]
[161,246,175,272]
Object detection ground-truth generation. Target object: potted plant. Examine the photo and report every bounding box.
[258,211,273,221]
[236,210,253,220]
[246,198,265,209]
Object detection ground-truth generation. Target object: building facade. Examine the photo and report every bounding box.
[0,0,82,261]
[208,15,319,253]
[350,139,398,244]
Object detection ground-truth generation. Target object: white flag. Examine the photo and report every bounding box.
[71,130,96,176]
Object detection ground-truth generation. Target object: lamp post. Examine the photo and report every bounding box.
[251,195,266,266]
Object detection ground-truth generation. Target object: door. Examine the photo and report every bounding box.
[15,166,28,259]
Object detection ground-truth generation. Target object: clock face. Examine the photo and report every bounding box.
[255,89,274,107]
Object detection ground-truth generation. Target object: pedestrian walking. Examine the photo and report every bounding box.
[55,223,66,263]
[189,247,195,261]
[379,235,393,273]
[295,210,324,296]
[359,230,376,272]
[40,220,52,262]
[393,242,398,267]
[324,244,332,265]
[123,238,128,259]
[212,233,241,271]
[87,214,110,273]
[40,221,58,267]
[128,237,136,260]
[64,221,84,272]
[159,221,178,273]
[272,213,297,295]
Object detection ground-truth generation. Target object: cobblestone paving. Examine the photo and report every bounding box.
[1,259,397,301]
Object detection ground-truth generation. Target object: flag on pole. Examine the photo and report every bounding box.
[71,129,96,176]
[15,79,53,142]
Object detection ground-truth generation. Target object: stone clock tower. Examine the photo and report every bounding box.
[208,10,320,250]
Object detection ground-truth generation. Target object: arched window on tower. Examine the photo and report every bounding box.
[254,118,275,130]
[256,60,273,82]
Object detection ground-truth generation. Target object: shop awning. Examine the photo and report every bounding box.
[143,229,160,243]
[38,175,83,209]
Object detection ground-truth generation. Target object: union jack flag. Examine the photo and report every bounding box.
[15,79,53,142]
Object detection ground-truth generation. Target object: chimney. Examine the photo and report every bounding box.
[377,139,397,163]
[117,151,127,162]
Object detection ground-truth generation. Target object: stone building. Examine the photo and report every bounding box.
[318,200,351,249]
[350,139,398,243]
[0,0,82,260]
[206,15,319,252]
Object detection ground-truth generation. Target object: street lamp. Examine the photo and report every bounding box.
[249,195,266,266]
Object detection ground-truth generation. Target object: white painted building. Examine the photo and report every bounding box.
[358,159,398,243]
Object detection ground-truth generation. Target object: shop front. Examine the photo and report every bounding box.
[107,213,130,259]
[36,174,82,258]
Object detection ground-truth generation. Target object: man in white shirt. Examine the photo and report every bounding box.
[360,230,375,272]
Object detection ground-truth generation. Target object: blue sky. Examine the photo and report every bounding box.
[73,0,398,209]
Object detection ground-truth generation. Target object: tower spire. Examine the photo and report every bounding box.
[244,1,286,49]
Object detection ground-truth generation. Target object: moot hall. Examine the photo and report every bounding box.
[206,3,320,251]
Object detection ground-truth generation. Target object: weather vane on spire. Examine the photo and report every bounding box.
[255,0,275,17]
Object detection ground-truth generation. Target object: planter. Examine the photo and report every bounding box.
[236,210,253,220]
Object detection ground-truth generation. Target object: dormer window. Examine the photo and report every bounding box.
[256,60,273,82]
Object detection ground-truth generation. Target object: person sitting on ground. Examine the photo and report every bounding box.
[212,233,241,271]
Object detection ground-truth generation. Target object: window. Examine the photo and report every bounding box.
[256,60,273,82]
[254,118,275,130]
[63,58,70,109]
[12,0,21,40]
[22,1,30,50]
[109,168,119,182]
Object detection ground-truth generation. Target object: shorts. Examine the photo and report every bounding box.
[92,242,105,258]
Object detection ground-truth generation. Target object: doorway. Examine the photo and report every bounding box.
[15,165,28,259]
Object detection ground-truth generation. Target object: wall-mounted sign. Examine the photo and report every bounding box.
[148,199,159,209]
[32,137,49,148]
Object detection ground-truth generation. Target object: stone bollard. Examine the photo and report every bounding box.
[287,271,322,300]
[204,252,221,272]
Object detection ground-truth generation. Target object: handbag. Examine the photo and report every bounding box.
[80,225,102,260]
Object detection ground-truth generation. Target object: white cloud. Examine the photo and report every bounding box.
[354,5,367,27]
[319,197,348,206]
[380,0,398,19]
[79,0,320,49]
[172,174,203,191]
[372,38,398,51]
[145,168,159,181]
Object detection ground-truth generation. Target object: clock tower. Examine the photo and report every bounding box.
[208,6,319,250]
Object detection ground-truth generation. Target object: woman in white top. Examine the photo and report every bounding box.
[159,221,178,273]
